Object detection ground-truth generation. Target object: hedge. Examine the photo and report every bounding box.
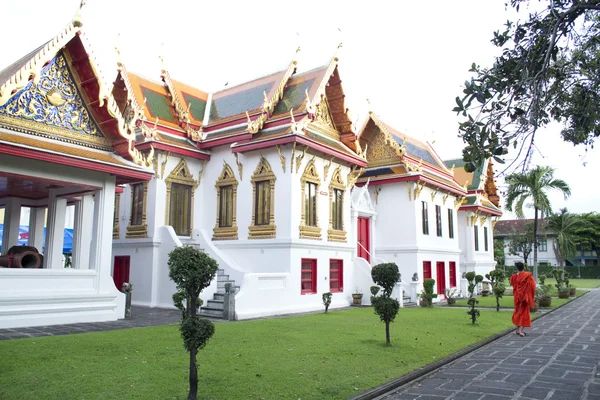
[496,264,600,279]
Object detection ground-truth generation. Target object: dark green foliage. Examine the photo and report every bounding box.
[168,246,218,400]
[370,286,381,296]
[498,264,600,279]
[485,269,506,312]
[494,238,505,266]
[370,262,401,345]
[420,278,438,307]
[454,0,600,171]
[322,292,332,313]
[573,212,600,267]
[371,263,400,296]
[465,273,483,325]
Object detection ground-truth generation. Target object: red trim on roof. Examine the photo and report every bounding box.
[136,142,210,160]
[232,135,367,167]
[0,143,153,183]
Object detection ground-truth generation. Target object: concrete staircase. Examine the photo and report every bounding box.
[198,269,239,319]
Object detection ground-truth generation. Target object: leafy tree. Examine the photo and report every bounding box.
[505,165,570,281]
[454,0,600,172]
[168,246,218,400]
[574,212,600,266]
[506,222,535,265]
[494,238,506,266]
[420,278,438,307]
[546,208,584,267]
[370,262,400,345]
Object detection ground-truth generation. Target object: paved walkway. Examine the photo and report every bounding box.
[373,289,600,400]
[0,306,186,340]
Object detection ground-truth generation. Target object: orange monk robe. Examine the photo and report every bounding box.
[510,272,536,327]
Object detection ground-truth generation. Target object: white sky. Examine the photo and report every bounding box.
[2,0,599,219]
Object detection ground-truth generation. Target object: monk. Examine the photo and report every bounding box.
[510,262,536,337]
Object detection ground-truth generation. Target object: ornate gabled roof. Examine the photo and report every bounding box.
[355,113,464,195]
[0,5,153,171]
[171,78,208,127]
[444,157,502,212]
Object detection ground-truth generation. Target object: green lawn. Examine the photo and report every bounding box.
[451,290,587,309]
[0,307,516,400]
[543,278,600,288]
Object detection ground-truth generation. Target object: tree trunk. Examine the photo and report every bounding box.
[533,208,539,282]
[188,348,198,400]
[188,294,198,400]
[385,322,390,345]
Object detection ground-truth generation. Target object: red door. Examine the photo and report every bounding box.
[113,256,130,292]
[357,217,370,262]
[436,261,446,294]
[449,262,457,287]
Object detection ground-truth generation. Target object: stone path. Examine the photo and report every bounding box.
[0,306,190,340]
[373,289,600,400]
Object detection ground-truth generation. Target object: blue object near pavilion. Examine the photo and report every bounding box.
[0,224,73,254]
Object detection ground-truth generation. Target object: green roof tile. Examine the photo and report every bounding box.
[141,87,177,123]
[273,78,316,115]
[183,92,206,122]
[210,81,274,121]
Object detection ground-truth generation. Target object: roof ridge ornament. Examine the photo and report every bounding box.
[73,0,87,27]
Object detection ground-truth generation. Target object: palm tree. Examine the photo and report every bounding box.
[505,166,571,282]
[547,208,584,273]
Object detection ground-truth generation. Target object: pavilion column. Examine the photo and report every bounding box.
[1,198,22,255]
[89,177,116,291]
[27,207,46,252]
[44,191,67,269]
[72,195,93,269]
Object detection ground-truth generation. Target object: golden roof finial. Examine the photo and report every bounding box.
[366,98,372,114]
[334,42,343,62]
[73,0,87,27]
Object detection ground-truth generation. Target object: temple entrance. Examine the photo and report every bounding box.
[113,256,130,292]
[357,217,370,262]
[436,261,446,294]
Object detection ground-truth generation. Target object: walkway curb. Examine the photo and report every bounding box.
[349,292,589,400]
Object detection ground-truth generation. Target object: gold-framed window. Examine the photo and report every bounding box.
[165,159,198,237]
[213,162,238,240]
[126,182,148,238]
[249,156,276,239]
[299,157,321,240]
[328,165,346,242]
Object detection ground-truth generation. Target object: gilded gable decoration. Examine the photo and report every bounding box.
[276,145,286,173]
[0,54,106,147]
[314,97,335,129]
[249,156,277,239]
[365,128,402,166]
[290,109,309,135]
[328,165,347,242]
[347,166,364,189]
[126,181,149,238]
[299,157,322,240]
[213,161,239,240]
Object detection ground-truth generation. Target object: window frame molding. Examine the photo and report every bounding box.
[329,258,344,293]
[249,156,276,239]
[435,205,442,237]
[422,201,429,235]
[213,161,239,240]
[165,159,198,237]
[126,182,148,238]
[299,157,322,240]
[301,258,317,294]
[328,165,347,242]
[474,224,479,251]
[447,208,454,239]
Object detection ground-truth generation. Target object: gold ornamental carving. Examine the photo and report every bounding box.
[234,153,243,181]
[213,161,239,240]
[431,189,438,202]
[295,146,307,174]
[314,96,335,129]
[442,192,449,205]
[160,151,171,180]
[323,156,334,179]
[407,184,412,201]
[413,181,425,199]
[113,193,120,239]
[299,157,322,240]
[276,145,286,173]
[290,141,297,172]
[165,159,198,233]
[454,196,465,211]
[347,166,364,189]
[249,156,277,239]
[327,165,347,242]
[126,181,149,239]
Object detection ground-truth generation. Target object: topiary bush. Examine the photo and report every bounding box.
[168,246,218,400]
[486,269,506,312]
[420,278,438,307]
[370,262,401,345]
[322,292,332,313]
[465,272,483,325]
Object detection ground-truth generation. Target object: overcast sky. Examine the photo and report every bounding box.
[2,0,598,219]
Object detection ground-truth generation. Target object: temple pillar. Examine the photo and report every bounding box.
[72,195,93,269]
[89,177,116,291]
[44,191,67,269]
[28,207,46,252]
[2,198,22,255]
